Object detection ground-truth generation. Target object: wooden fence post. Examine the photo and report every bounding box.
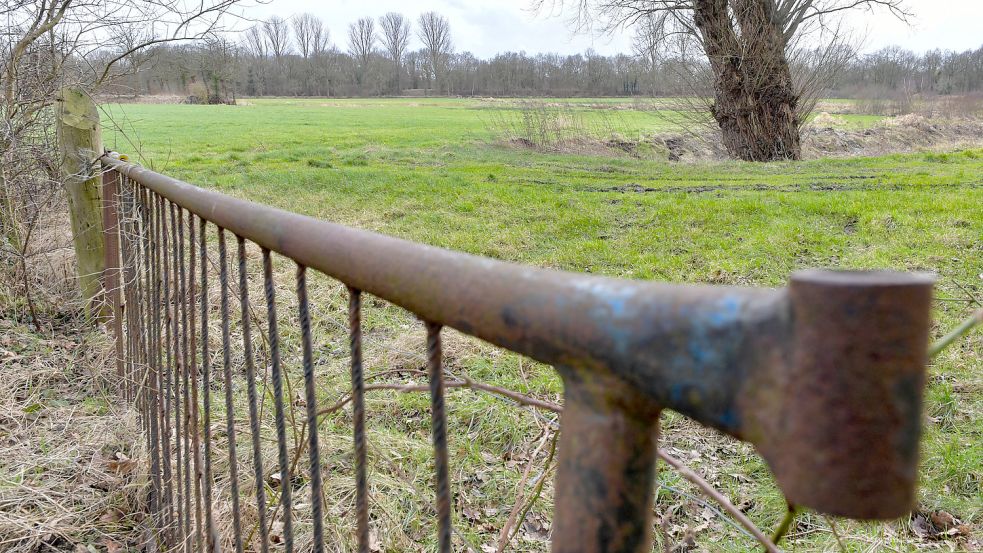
[56,86,106,320]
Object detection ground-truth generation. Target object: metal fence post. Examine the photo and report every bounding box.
[551,368,662,553]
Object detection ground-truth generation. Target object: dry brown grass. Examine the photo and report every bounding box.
[0,311,147,552]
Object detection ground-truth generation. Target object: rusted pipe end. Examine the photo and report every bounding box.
[763,269,934,519]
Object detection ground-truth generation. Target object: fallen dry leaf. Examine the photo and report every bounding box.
[931,510,958,530]
[913,509,973,542]
[461,505,481,522]
[99,510,122,524]
[106,456,137,475]
[270,521,284,544]
[368,527,382,552]
[100,538,123,553]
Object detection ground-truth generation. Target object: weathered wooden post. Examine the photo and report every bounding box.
[56,87,106,319]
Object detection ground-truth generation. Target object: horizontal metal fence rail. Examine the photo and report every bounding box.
[99,151,934,553]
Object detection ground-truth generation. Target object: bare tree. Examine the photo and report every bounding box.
[244,25,268,58]
[309,16,330,57]
[291,13,330,95]
[292,13,316,59]
[347,17,375,90]
[378,12,411,93]
[540,0,908,161]
[417,11,453,95]
[0,0,245,323]
[263,15,292,62]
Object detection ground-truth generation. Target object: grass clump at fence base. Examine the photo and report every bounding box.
[97,97,982,552]
[0,306,147,552]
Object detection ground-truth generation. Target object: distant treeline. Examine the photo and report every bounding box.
[106,13,983,101]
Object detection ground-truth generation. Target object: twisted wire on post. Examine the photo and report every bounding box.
[297,265,325,553]
[263,249,294,553]
[349,287,370,553]
[200,219,219,553]
[238,236,271,553]
[218,228,245,553]
[426,322,453,553]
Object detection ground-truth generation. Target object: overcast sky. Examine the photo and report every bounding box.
[246,0,982,58]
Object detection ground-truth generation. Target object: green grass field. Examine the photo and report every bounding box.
[104,98,981,551]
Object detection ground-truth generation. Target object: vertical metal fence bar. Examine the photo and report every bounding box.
[143,185,163,546]
[200,218,219,553]
[426,322,451,553]
[114,172,131,401]
[187,214,205,553]
[130,180,145,412]
[169,201,186,550]
[157,194,175,547]
[263,249,294,553]
[101,169,124,385]
[120,176,138,404]
[296,265,325,553]
[129,177,142,405]
[177,208,193,553]
[349,288,370,553]
[121,177,138,408]
[151,190,165,544]
[218,228,246,553]
[238,236,271,553]
[426,322,453,553]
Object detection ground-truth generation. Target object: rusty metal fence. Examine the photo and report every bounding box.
[98,151,935,553]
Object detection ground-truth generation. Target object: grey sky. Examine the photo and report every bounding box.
[248,1,982,58]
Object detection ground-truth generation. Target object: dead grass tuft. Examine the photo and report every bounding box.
[0,311,146,552]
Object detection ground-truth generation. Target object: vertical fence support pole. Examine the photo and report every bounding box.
[57,87,105,320]
[101,169,124,381]
[551,368,662,553]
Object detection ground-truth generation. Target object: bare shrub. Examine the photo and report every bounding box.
[922,95,983,119]
[852,86,916,116]
[187,81,209,103]
[487,100,637,154]
[1,0,247,328]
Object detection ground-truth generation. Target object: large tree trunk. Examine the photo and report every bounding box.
[694,0,802,161]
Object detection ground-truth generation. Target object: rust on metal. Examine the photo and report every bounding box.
[349,287,370,553]
[101,153,935,552]
[100,169,124,378]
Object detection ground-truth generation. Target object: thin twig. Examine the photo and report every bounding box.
[929,309,983,358]
[771,505,799,547]
[505,431,560,548]
[496,431,554,552]
[823,515,848,553]
[951,281,982,308]
[310,376,779,553]
[658,450,783,553]
[316,378,562,419]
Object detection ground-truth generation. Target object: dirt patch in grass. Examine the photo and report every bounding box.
[802,114,983,158]
[501,112,983,162]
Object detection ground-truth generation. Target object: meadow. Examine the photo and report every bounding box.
[103,97,982,551]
